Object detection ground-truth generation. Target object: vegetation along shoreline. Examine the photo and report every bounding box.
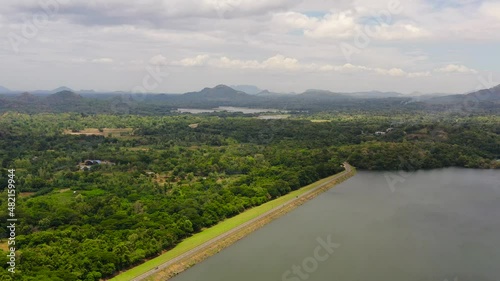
[111,164,356,281]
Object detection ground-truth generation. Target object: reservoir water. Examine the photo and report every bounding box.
[171,168,500,281]
[177,107,284,114]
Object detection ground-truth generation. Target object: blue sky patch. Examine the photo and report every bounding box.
[302,11,328,18]
[426,0,483,10]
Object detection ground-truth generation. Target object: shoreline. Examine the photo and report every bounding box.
[113,164,356,281]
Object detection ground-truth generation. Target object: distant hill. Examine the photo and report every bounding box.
[428,84,500,104]
[171,85,264,107]
[46,90,82,102]
[1,84,499,114]
[298,89,350,99]
[422,84,500,112]
[230,85,263,95]
[29,86,75,96]
[468,84,500,101]
[0,85,11,93]
[302,89,341,95]
[17,92,39,102]
[256,90,297,96]
[43,91,85,110]
[344,91,403,98]
[51,86,73,93]
[77,89,97,95]
[183,85,246,99]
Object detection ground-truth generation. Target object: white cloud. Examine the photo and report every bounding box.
[91,58,114,64]
[172,54,210,66]
[332,62,368,72]
[149,55,168,65]
[170,54,434,79]
[315,63,429,78]
[304,11,357,39]
[272,11,358,39]
[262,54,300,70]
[374,24,431,40]
[212,54,299,70]
[272,11,316,29]
[435,64,478,74]
[377,68,407,77]
[479,1,500,19]
[273,10,430,41]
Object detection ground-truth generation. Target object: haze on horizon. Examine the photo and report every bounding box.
[1,0,499,94]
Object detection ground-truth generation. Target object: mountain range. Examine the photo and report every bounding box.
[0,84,445,98]
[1,84,499,113]
[0,85,11,93]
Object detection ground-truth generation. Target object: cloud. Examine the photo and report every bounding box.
[0,0,496,94]
[273,10,430,41]
[376,68,407,77]
[479,1,500,19]
[303,11,357,39]
[6,0,300,28]
[272,11,317,29]
[91,58,113,63]
[211,54,299,70]
[213,56,259,69]
[435,64,478,74]
[373,24,431,40]
[172,54,210,66]
[329,63,427,78]
[407,71,431,78]
[149,55,168,65]
[170,54,435,78]
[273,11,357,39]
[262,54,300,70]
[200,0,301,18]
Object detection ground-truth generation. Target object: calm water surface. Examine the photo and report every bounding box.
[177,107,283,114]
[171,168,500,281]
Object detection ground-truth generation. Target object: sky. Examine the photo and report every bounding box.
[1,0,499,94]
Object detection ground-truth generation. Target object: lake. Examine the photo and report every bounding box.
[177,107,285,114]
[171,168,500,281]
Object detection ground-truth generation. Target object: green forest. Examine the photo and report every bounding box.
[0,112,499,280]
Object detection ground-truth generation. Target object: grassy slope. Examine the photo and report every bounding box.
[110,173,342,281]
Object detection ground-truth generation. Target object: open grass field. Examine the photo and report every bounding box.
[19,192,35,198]
[0,240,9,252]
[63,128,133,138]
[110,172,345,281]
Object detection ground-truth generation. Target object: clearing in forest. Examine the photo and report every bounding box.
[63,128,133,138]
